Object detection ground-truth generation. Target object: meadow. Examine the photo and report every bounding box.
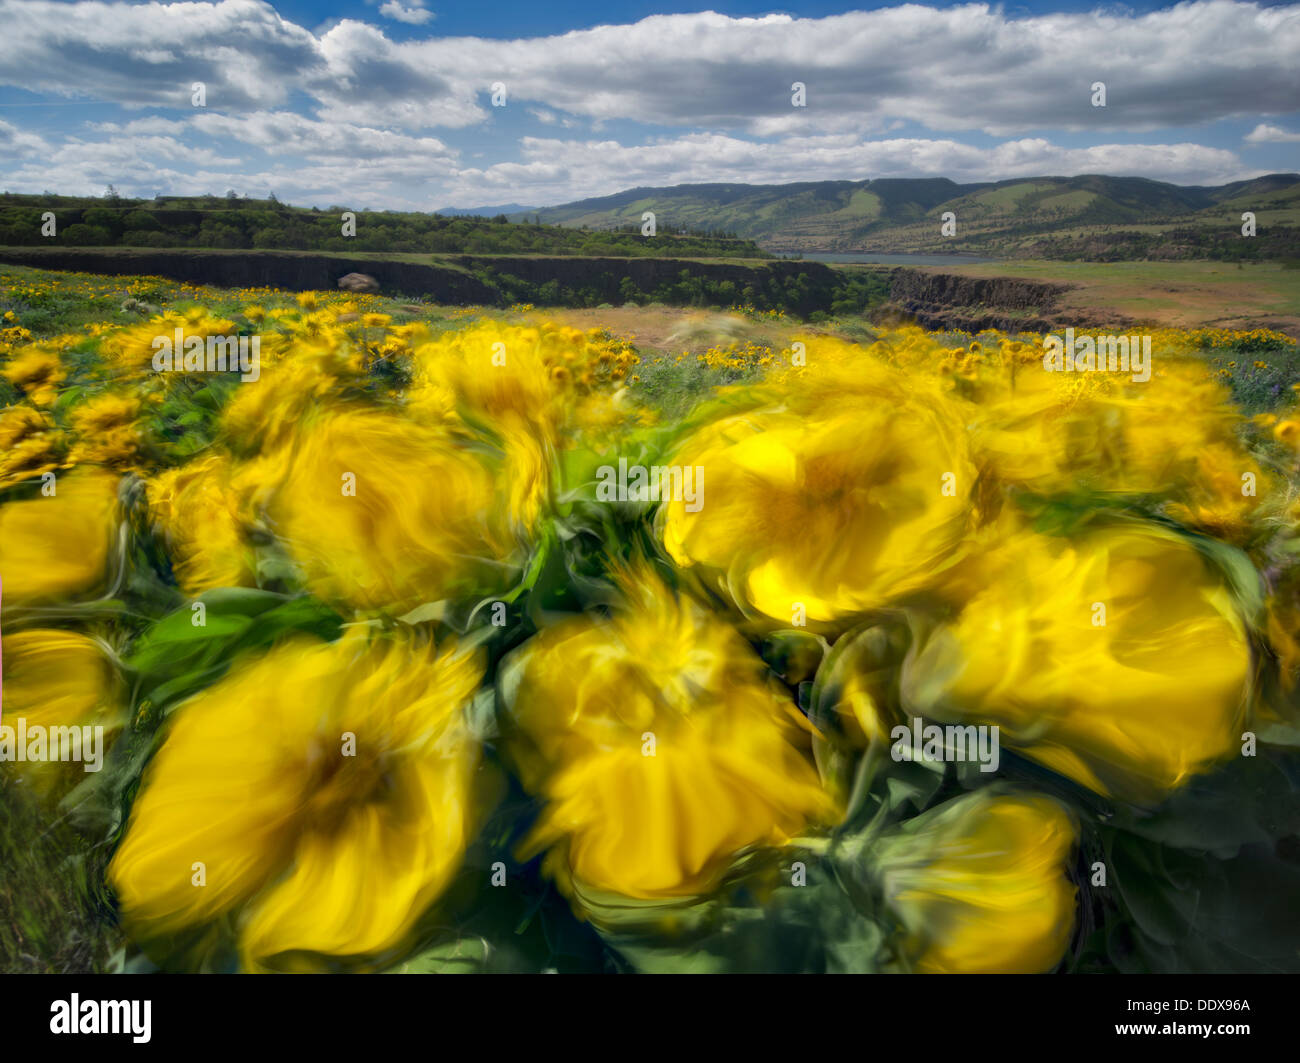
[926,259,1300,338]
[3,263,1300,974]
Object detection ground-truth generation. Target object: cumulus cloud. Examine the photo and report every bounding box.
[308,18,481,128]
[0,119,52,157]
[1245,123,1300,143]
[0,1,1293,206]
[0,117,1265,207]
[0,1,1296,133]
[0,0,324,110]
[0,126,243,198]
[310,3,1300,136]
[190,111,457,168]
[378,1,434,25]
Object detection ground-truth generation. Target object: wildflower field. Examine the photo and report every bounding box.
[2,265,1300,973]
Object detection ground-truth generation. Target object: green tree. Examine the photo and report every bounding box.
[60,223,111,245]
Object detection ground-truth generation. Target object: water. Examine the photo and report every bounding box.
[783,252,999,266]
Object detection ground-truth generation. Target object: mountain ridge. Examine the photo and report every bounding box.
[505,173,1300,258]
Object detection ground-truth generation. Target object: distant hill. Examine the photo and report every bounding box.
[511,174,1300,259]
[7,176,1296,263]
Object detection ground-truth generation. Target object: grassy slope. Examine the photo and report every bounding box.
[921,260,1300,333]
[525,175,1300,254]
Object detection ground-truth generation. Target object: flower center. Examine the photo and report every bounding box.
[301,737,396,834]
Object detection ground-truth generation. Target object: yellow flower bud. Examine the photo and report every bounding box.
[875,789,1078,973]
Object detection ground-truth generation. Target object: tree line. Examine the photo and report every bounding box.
[0,192,771,260]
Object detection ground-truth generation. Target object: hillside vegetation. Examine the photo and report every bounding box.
[0,192,768,260]
[515,174,1300,260]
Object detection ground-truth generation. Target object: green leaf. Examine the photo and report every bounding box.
[385,938,491,974]
[126,590,344,712]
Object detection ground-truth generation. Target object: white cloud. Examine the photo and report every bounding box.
[0,110,1265,209]
[0,119,51,158]
[0,1,1295,135]
[301,3,1300,135]
[189,111,457,168]
[379,1,434,25]
[89,117,189,135]
[0,2,1292,206]
[308,18,481,128]
[0,0,324,110]
[1245,123,1300,144]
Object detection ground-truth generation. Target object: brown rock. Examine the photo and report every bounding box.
[338,272,380,293]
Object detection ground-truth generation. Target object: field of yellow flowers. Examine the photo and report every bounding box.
[2,265,1300,973]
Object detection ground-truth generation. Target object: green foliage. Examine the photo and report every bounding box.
[126,590,345,715]
[0,192,769,259]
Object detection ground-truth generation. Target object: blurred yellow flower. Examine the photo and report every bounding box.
[1,629,124,787]
[68,394,144,469]
[148,454,256,594]
[0,470,120,605]
[2,348,65,405]
[503,566,835,912]
[218,343,355,459]
[902,525,1251,803]
[267,408,522,613]
[659,391,974,623]
[0,405,63,488]
[1274,419,1300,447]
[109,630,490,971]
[1,627,121,727]
[69,393,141,435]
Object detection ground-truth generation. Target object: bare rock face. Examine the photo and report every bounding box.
[337,272,380,293]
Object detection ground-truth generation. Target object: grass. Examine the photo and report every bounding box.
[0,775,122,973]
[923,259,1300,335]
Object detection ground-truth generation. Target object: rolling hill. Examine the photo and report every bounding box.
[512,174,1300,259]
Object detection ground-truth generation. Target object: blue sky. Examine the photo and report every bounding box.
[0,0,1297,211]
